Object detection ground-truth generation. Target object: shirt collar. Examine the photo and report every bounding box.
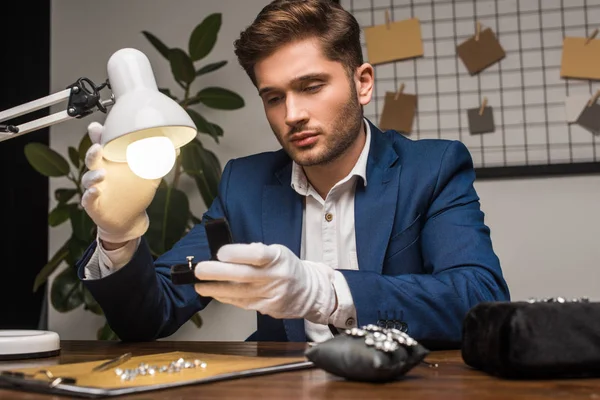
[291,118,371,196]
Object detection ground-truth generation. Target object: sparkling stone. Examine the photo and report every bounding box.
[383,341,397,352]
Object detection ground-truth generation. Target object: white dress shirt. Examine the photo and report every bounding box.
[291,120,370,342]
[84,236,140,280]
[85,120,371,343]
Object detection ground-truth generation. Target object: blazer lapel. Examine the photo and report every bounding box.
[262,161,307,342]
[355,122,401,275]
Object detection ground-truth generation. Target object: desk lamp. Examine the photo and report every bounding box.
[0,48,197,360]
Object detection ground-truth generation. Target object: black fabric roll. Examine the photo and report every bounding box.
[462,301,600,379]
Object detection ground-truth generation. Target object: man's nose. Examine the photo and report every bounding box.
[284,95,309,127]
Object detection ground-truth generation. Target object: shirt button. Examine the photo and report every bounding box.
[345,318,355,327]
[325,213,333,222]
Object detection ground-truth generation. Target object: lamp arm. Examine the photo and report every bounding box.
[0,77,114,142]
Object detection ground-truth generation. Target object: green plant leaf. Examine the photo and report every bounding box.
[159,87,178,101]
[97,321,119,341]
[190,313,203,329]
[142,31,170,60]
[181,139,221,208]
[51,266,84,313]
[191,87,245,110]
[48,203,71,227]
[66,236,89,267]
[68,147,80,168]
[24,142,70,177]
[204,147,222,174]
[146,186,190,255]
[78,132,92,161]
[33,241,69,292]
[206,123,223,143]
[196,61,227,76]
[199,149,222,208]
[169,48,195,85]
[180,139,203,173]
[186,109,223,143]
[69,207,95,243]
[55,188,77,204]
[188,13,221,61]
[83,287,104,316]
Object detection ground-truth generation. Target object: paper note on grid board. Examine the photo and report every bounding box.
[560,37,600,80]
[577,103,600,134]
[379,91,417,133]
[456,28,505,75]
[364,18,424,65]
[467,107,495,134]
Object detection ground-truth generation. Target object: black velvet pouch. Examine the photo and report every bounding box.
[461,300,600,379]
[305,325,429,382]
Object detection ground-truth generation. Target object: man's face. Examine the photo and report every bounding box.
[254,38,367,166]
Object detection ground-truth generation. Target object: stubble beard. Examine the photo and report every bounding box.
[275,85,363,167]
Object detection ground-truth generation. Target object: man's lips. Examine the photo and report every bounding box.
[290,131,319,147]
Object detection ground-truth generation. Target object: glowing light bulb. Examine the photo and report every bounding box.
[126,136,176,179]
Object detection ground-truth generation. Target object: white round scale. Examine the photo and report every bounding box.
[0,330,60,360]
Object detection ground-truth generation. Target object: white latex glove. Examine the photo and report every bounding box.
[81,122,161,244]
[194,243,337,324]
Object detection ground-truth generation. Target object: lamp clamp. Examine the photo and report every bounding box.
[66,77,113,118]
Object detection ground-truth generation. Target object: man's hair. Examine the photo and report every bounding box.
[233,0,363,85]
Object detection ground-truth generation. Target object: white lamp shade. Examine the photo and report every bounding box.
[101,48,196,162]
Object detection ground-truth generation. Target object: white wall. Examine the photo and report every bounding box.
[49,0,599,340]
[476,175,600,302]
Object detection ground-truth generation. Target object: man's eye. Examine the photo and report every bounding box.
[304,84,323,92]
[267,96,282,104]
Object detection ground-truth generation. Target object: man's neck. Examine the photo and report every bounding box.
[303,125,367,199]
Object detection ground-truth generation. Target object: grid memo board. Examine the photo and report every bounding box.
[340,0,600,178]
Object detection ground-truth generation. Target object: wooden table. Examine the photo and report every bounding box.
[1,340,599,399]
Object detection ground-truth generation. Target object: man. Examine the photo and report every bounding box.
[77,0,510,345]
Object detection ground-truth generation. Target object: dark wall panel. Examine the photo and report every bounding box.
[0,0,50,328]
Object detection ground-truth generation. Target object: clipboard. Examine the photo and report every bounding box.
[0,351,313,398]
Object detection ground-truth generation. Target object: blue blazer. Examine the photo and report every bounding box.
[77,121,510,344]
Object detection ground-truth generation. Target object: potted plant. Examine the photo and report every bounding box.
[25,13,244,339]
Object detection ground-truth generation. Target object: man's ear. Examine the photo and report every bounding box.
[355,63,374,106]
